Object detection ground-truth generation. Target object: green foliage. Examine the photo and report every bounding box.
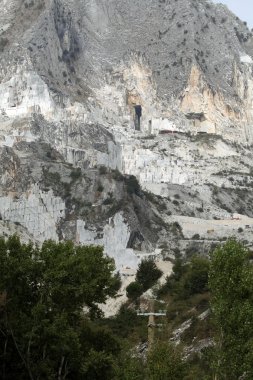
[0,236,120,379]
[103,197,114,205]
[112,169,124,181]
[147,342,187,380]
[126,261,162,300]
[209,239,253,380]
[183,256,210,297]
[113,353,143,380]
[125,175,141,196]
[126,281,143,300]
[99,166,107,175]
[5,236,253,379]
[44,170,61,184]
[80,321,120,380]
[159,256,209,300]
[173,257,187,281]
[97,182,104,192]
[103,305,147,344]
[70,167,82,181]
[136,260,162,292]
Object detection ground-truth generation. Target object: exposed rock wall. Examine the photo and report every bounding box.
[1,0,253,267]
[77,213,139,270]
[0,185,65,241]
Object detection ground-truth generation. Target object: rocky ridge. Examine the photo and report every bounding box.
[0,0,253,274]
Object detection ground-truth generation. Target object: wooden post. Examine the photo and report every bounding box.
[137,299,166,352]
[148,299,155,349]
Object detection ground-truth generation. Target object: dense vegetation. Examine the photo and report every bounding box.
[1,237,253,379]
[0,236,120,379]
[126,260,162,299]
[209,240,253,380]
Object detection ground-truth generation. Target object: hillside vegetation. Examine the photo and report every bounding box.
[1,237,253,379]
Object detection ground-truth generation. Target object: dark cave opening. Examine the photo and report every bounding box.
[134,105,142,131]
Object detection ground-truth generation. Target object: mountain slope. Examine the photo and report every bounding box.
[0,0,253,272]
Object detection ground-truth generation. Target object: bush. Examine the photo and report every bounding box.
[112,169,124,181]
[159,256,209,299]
[70,167,82,181]
[147,342,187,380]
[99,166,107,175]
[125,175,141,196]
[126,281,143,299]
[103,198,114,205]
[136,260,162,291]
[97,183,104,192]
[172,258,186,281]
[183,256,210,296]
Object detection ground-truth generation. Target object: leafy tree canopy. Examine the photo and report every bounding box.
[126,281,143,300]
[147,342,187,380]
[209,239,253,380]
[136,260,162,292]
[0,235,120,380]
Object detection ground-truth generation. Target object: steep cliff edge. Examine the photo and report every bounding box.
[0,0,253,271]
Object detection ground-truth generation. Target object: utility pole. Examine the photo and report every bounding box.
[137,299,166,350]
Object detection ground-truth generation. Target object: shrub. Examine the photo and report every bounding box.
[125,175,141,196]
[183,256,210,296]
[160,256,209,299]
[172,222,182,232]
[147,342,187,380]
[97,183,104,192]
[126,282,143,299]
[136,260,162,291]
[103,198,114,205]
[99,166,107,175]
[172,258,186,281]
[70,167,82,181]
[112,169,124,181]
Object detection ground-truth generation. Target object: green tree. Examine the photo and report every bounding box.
[136,260,162,291]
[159,255,209,300]
[113,352,143,380]
[147,342,187,380]
[172,257,186,281]
[126,281,143,300]
[0,235,120,380]
[125,175,141,196]
[209,239,253,380]
[183,256,209,297]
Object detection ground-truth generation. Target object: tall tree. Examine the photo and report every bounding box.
[209,239,253,380]
[147,341,187,380]
[136,260,162,291]
[0,236,120,380]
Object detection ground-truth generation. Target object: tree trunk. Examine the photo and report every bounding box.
[2,337,8,380]
[58,356,65,380]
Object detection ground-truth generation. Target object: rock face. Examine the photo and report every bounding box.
[0,0,253,269]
